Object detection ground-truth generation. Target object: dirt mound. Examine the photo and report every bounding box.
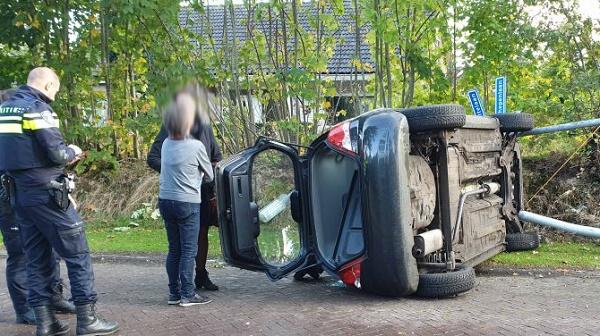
[523,150,600,242]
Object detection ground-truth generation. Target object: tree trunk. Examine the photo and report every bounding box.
[385,42,392,107]
[100,1,117,157]
[406,64,415,107]
[128,61,140,159]
[61,0,77,126]
[452,0,458,102]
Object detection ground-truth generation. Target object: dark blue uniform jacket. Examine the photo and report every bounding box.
[0,85,76,189]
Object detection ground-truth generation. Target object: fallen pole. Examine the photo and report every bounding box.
[518,211,600,239]
[519,118,600,137]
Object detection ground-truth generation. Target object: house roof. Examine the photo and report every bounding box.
[179,1,373,75]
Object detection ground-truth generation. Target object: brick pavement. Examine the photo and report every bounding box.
[1,259,599,336]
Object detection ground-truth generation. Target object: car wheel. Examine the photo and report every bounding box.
[416,264,476,298]
[492,113,535,132]
[505,232,540,252]
[399,104,466,132]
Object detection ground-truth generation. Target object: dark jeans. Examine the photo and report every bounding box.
[15,189,97,306]
[0,198,62,313]
[159,199,201,299]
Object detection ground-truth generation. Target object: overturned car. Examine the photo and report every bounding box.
[215,105,540,297]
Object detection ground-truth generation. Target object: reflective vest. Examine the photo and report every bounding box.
[0,86,60,171]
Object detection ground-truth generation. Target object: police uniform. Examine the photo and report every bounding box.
[1,173,76,322]
[0,172,35,321]
[0,85,97,310]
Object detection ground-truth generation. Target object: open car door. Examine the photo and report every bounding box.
[215,138,312,280]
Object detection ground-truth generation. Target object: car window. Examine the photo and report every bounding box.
[251,149,301,267]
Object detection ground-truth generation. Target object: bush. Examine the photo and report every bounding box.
[75,149,119,177]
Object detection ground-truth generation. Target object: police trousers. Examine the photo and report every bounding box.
[15,189,97,307]
[0,198,63,314]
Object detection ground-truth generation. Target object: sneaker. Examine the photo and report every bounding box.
[168,294,181,305]
[179,294,212,307]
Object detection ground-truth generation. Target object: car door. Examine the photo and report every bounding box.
[215,137,313,280]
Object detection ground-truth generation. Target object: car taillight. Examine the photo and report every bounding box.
[327,120,357,155]
[338,257,364,288]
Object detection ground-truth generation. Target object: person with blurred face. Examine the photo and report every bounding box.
[148,83,222,291]
[158,91,214,307]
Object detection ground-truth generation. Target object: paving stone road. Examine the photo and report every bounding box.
[1,258,599,336]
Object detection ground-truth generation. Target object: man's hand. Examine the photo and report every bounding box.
[67,145,87,168]
[68,144,83,156]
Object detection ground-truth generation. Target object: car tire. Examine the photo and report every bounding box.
[399,104,466,132]
[416,264,476,298]
[505,232,540,252]
[492,113,535,132]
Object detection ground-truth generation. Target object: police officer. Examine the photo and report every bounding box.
[0,89,75,325]
[0,68,119,336]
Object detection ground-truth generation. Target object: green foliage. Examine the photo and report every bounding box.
[75,149,119,176]
[0,0,598,162]
[130,202,161,221]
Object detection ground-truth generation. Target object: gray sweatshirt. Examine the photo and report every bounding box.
[159,138,214,204]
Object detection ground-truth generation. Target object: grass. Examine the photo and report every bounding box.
[86,225,223,257]
[488,242,600,269]
[84,215,300,263]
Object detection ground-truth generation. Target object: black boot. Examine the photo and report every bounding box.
[195,270,219,291]
[16,308,36,325]
[52,298,76,315]
[51,282,76,314]
[75,304,119,336]
[32,306,70,336]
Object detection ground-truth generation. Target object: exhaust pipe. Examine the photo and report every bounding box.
[518,211,600,239]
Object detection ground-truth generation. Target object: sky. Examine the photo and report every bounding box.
[580,0,600,20]
[528,0,600,22]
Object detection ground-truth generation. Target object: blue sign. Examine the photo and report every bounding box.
[467,89,485,116]
[495,76,507,114]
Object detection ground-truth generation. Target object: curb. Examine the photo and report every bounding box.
[476,265,600,279]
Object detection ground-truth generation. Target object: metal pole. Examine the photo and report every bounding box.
[520,118,600,137]
[518,211,600,239]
